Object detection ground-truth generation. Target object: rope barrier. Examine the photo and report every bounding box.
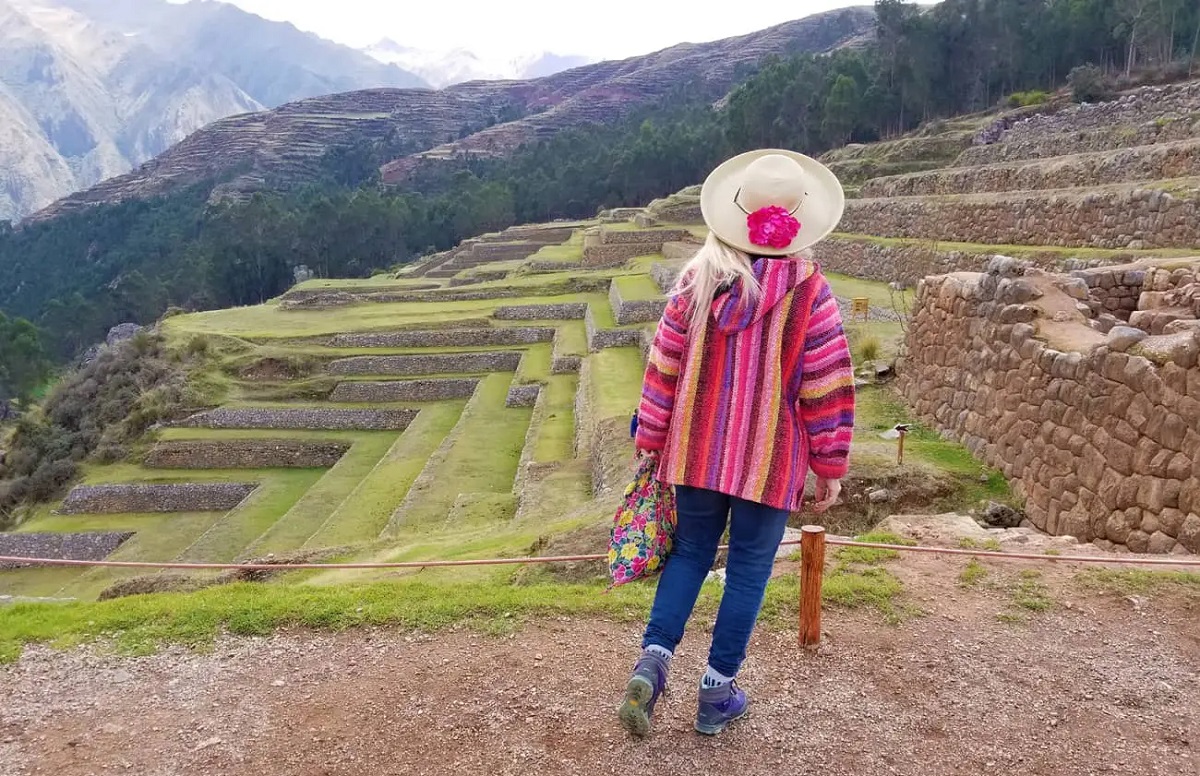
[2,537,1199,571]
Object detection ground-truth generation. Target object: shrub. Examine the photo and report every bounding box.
[1005,90,1050,108]
[857,335,882,364]
[1068,64,1112,103]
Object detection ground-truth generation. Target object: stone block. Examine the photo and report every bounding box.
[1125,529,1151,553]
[1179,513,1200,553]
[1106,326,1148,352]
[1146,531,1177,554]
[1159,508,1186,538]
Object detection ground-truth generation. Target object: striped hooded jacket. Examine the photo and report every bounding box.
[635,257,855,511]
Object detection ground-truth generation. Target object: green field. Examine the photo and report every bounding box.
[1,210,1012,653]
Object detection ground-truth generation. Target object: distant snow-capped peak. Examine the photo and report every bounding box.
[362,39,591,88]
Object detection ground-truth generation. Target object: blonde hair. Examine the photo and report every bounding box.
[672,232,761,326]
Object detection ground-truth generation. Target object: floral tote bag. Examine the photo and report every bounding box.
[607,454,677,588]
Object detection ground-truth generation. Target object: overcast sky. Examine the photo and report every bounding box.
[206,0,863,60]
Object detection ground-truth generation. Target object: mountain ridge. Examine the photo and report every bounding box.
[0,0,427,222]
[26,6,876,223]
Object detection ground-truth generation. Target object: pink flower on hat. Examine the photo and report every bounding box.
[746,205,801,249]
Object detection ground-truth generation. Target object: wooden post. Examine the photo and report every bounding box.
[799,525,826,649]
[897,428,907,466]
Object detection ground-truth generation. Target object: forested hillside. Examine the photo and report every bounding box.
[1,0,1198,362]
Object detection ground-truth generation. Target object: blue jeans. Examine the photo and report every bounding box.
[642,486,791,677]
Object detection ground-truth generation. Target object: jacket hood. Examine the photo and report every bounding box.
[711,257,815,334]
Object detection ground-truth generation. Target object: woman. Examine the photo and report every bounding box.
[620,150,855,737]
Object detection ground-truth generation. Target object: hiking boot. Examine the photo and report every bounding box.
[695,680,748,735]
[617,649,669,737]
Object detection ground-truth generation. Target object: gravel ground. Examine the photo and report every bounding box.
[1,556,1197,776]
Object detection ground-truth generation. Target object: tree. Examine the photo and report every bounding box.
[0,313,52,412]
[823,75,862,144]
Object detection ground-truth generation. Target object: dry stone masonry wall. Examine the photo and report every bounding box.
[810,237,1115,288]
[330,379,480,402]
[863,139,1200,198]
[898,257,1200,554]
[0,532,134,568]
[493,303,588,320]
[60,483,259,514]
[840,183,1200,250]
[585,306,644,352]
[505,384,541,407]
[609,281,667,326]
[145,440,350,468]
[959,80,1200,166]
[178,407,418,431]
[327,352,523,376]
[329,328,555,348]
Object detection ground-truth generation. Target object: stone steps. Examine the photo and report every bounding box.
[863,139,1200,198]
[841,179,1200,250]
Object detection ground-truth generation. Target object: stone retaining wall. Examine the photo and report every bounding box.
[0,532,134,568]
[505,384,541,408]
[661,241,698,261]
[582,243,653,267]
[958,81,1200,166]
[841,183,1200,250]
[145,440,350,468]
[609,281,667,325]
[585,306,644,352]
[651,261,683,292]
[898,258,1200,553]
[330,378,480,402]
[865,139,1200,198]
[327,352,523,376]
[179,407,418,430]
[600,228,692,245]
[809,236,1116,287]
[493,303,588,320]
[550,331,582,374]
[60,483,259,514]
[282,278,608,309]
[329,327,554,348]
[1072,265,1147,320]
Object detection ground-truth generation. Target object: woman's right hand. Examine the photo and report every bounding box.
[811,478,841,513]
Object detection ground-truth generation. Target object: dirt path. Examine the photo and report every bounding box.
[2,556,1198,776]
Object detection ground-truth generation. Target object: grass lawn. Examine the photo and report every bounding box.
[385,373,532,531]
[305,402,467,546]
[529,240,583,263]
[532,375,578,463]
[242,432,400,556]
[172,471,326,563]
[555,321,587,357]
[164,293,597,339]
[590,348,645,420]
[613,274,663,301]
[516,343,553,384]
[12,511,227,600]
[826,273,906,312]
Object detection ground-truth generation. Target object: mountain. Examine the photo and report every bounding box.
[0,0,427,223]
[363,39,593,88]
[28,6,875,222]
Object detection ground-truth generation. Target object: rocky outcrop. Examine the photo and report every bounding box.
[898,257,1200,553]
[60,483,258,514]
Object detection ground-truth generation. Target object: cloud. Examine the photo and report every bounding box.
[209,0,858,60]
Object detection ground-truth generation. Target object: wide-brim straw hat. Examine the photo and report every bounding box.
[699,149,845,256]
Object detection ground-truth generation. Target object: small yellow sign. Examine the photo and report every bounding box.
[850,297,870,321]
